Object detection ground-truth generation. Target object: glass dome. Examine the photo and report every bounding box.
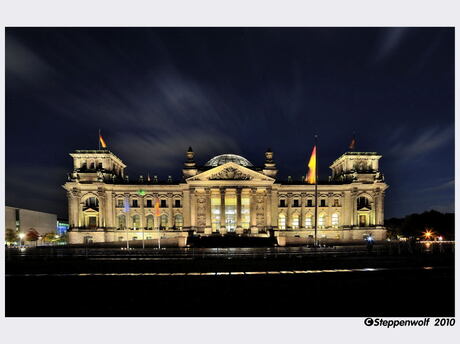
[204,154,253,167]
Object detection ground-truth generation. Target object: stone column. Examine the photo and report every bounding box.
[271,190,278,229]
[106,191,113,229]
[300,193,306,229]
[168,193,174,229]
[183,189,191,229]
[236,188,242,234]
[220,188,226,230]
[250,189,257,234]
[140,194,145,229]
[265,188,271,227]
[205,188,212,233]
[190,189,196,228]
[287,193,292,229]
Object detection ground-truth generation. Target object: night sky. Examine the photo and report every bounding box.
[6,27,454,219]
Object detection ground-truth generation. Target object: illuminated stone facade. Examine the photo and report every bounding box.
[63,148,388,246]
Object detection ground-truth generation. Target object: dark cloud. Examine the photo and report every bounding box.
[5,27,454,218]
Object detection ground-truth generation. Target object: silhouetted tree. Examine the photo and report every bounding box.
[26,228,40,242]
[5,228,18,244]
[385,210,454,240]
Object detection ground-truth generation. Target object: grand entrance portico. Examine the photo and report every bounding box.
[186,162,276,235]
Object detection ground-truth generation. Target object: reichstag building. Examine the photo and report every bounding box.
[64,147,388,246]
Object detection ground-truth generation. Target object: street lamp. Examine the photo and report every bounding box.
[18,233,25,247]
[423,229,434,241]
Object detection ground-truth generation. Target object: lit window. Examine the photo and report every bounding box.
[160,214,168,229]
[278,214,286,229]
[332,213,339,227]
[174,214,183,229]
[241,196,250,229]
[225,194,237,232]
[132,215,140,229]
[319,215,325,228]
[305,216,312,228]
[211,196,221,231]
[333,199,340,207]
[146,215,154,229]
[292,214,299,229]
[118,215,126,229]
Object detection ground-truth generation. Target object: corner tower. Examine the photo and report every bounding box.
[329,152,384,183]
[68,149,126,183]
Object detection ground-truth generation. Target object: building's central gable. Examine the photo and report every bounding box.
[186,162,274,182]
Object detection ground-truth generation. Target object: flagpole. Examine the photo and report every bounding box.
[314,134,318,247]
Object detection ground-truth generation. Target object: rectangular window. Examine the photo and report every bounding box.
[146,199,152,207]
[117,199,124,208]
[293,199,299,207]
[241,196,250,229]
[307,199,313,207]
[132,199,138,207]
[225,194,237,232]
[319,216,325,228]
[320,199,326,207]
[279,199,286,207]
[333,199,340,207]
[174,199,181,208]
[305,216,312,228]
[160,199,167,208]
[211,196,221,231]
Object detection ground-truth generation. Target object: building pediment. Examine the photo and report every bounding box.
[186,162,275,183]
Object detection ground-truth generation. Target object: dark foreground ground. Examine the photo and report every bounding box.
[5,243,455,317]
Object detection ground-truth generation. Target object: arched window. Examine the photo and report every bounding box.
[292,213,299,229]
[305,215,312,228]
[318,214,325,228]
[84,197,99,210]
[357,196,371,210]
[174,214,183,229]
[332,213,339,228]
[90,162,95,169]
[132,215,140,229]
[160,214,168,229]
[278,213,286,229]
[117,215,126,230]
[146,215,154,230]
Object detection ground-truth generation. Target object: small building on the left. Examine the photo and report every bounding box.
[5,206,63,245]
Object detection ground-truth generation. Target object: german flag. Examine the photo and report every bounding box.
[306,145,317,184]
[349,134,356,150]
[99,133,107,149]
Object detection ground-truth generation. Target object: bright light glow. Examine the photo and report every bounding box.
[18,233,25,239]
[438,236,443,241]
[423,229,434,240]
[366,236,373,241]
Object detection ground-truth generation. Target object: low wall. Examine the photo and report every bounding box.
[68,230,189,247]
[274,228,387,246]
